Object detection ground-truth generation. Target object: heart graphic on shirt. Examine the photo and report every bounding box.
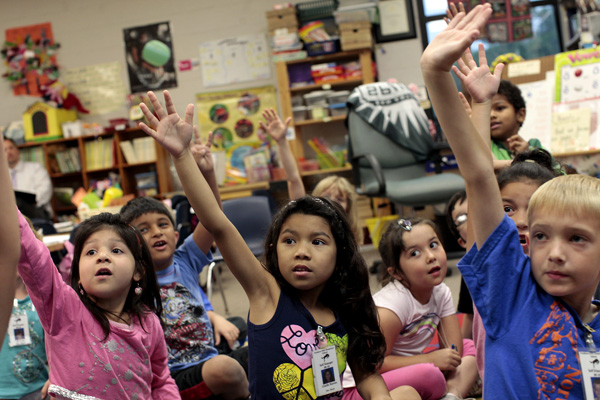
[280,324,318,370]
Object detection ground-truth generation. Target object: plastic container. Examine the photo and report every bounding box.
[303,91,329,106]
[298,158,320,172]
[305,39,339,56]
[292,106,308,121]
[291,95,304,107]
[296,0,339,24]
[308,105,329,119]
[326,90,350,104]
[329,102,348,117]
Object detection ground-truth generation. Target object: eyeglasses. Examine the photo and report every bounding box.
[454,214,467,228]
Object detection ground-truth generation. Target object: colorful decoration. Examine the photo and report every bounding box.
[2,23,60,96]
[491,52,525,72]
[40,80,89,113]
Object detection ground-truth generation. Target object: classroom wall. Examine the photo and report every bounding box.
[0,0,425,128]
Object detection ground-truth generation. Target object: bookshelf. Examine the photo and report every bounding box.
[275,49,375,162]
[18,127,173,218]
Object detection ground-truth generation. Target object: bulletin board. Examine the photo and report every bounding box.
[501,50,600,156]
[196,86,278,183]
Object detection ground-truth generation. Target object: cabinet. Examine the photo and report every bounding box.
[18,127,173,217]
[275,49,375,164]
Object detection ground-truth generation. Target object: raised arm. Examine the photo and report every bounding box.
[139,91,279,309]
[259,108,306,199]
[189,129,221,254]
[0,137,20,349]
[420,4,504,247]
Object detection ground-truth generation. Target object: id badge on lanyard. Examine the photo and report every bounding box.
[577,323,600,399]
[312,325,342,396]
[8,299,31,347]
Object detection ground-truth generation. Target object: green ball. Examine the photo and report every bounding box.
[141,40,171,67]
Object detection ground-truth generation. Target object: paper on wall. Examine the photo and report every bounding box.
[551,107,591,153]
[518,72,554,151]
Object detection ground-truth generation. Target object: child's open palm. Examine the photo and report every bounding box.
[190,128,215,174]
[139,90,194,158]
[421,4,492,73]
[259,108,291,143]
[453,44,504,104]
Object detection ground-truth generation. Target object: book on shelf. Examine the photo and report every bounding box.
[132,137,156,162]
[85,138,114,170]
[120,141,138,164]
[54,148,82,173]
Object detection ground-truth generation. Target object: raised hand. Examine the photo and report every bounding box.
[190,128,215,174]
[138,90,194,158]
[259,108,291,143]
[452,44,504,104]
[444,2,465,25]
[421,4,492,73]
[458,92,473,117]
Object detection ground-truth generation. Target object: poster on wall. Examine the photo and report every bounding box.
[447,0,532,42]
[123,21,177,94]
[554,48,600,103]
[196,86,277,184]
[62,61,127,115]
[199,34,270,87]
[3,22,60,96]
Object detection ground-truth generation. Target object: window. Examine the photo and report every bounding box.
[417,0,563,63]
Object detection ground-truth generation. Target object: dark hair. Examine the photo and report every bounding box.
[498,80,525,114]
[120,196,175,226]
[70,213,162,340]
[379,217,441,287]
[264,196,385,375]
[446,190,467,241]
[497,148,559,191]
[3,137,17,147]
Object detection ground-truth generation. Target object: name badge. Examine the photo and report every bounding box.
[312,345,342,396]
[8,312,31,347]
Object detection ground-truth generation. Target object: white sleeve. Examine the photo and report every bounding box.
[32,163,53,208]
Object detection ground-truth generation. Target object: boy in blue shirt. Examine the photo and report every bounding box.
[121,132,249,399]
[422,5,600,399]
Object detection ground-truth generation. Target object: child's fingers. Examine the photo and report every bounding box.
[206,131,213,148]
[452,64,467,81]
[138,122,158,139]
[163,90,177,116]
[192,125,200,144]
[184,103,195,126]
[139,103,159,127]
[493,62,505,78]
[477,43,488,67]
[147,91,167,120]
[455,58,470,76]
[458,92,472,115]
[283,117,292,131]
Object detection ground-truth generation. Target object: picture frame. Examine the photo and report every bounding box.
[375,0,417,42]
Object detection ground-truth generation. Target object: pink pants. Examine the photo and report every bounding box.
[342,339,476,400]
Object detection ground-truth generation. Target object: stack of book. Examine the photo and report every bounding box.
[54,148,82,173]
[85,138,114,170]
[119,137,157,164]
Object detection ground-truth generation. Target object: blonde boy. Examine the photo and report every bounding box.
[421,5,600,399]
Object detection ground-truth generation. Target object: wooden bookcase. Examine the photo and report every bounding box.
[18,127,173,218]
[275,49,375,168]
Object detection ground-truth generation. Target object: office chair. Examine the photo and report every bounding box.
[347,81,465,209]
[207,195,273,314]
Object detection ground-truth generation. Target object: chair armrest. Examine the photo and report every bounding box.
[351,153,386,196]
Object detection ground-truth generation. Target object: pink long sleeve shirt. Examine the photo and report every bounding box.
[17,211,180,400]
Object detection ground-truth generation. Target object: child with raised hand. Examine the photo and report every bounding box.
[17,211,180,399]
[342,217,478,400]
[121,129,249,399]
[0,137,20,351]
[422,5,600,399]
[139,90,420,400]
[260,109,363,243]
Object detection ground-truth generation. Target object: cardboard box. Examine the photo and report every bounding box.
[23,102,77,142]
[267,7,299,32]
[339,21,373,51]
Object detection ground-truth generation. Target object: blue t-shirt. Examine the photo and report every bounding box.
[156,234,218,371]
[459,215,600,399]
[0,296,48,398]
[248,289,348,400]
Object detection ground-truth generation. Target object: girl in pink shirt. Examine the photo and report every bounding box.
[17,211,180,399]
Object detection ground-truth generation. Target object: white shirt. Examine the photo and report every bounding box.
[10,160,53,217]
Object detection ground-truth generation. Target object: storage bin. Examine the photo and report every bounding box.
[291,95,304,107]
[308,105,329,120]
[298,158,320,171]
[305,39,339,57]
[266,7,299,33]
[303,91,329,106]
[292,106,308,121]
[329,102,348,117]
[296,0,339,24]
[339,20,373,51]
[326,90,350,104]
